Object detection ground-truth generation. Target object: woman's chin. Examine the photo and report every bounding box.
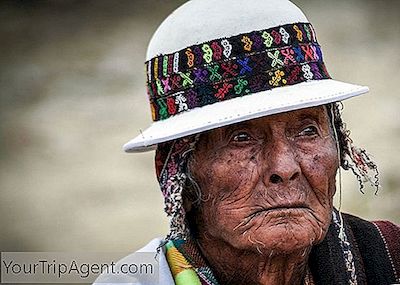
[231,213,327,254]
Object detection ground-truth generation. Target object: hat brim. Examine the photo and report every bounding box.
[123,79,368,153]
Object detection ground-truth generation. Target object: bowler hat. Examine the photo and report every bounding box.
[123,0,368,152]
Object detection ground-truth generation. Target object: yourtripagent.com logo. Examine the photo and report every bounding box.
[1,252,159,283]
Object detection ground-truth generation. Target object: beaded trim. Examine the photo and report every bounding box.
[146,22,331,121]
[332,210,358,285]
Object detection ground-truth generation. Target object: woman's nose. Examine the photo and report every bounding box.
[264,139,301,185]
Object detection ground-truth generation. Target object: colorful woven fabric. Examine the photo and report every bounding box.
[309,212,400,285]
[165,239,219,285]
[146,22,331,121]
[372,221,400,282]
[165,240,203,285]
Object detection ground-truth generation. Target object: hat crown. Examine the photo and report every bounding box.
[146,0,309,60]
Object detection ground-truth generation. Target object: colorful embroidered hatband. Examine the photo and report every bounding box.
[146,22,331,121]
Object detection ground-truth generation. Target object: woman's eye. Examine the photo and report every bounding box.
[232,132,253,142]
[298,126,318,137]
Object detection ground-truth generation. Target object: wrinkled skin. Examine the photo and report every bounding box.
[188,106,339,285]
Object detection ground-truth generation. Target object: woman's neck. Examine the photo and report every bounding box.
[196,235,310,285]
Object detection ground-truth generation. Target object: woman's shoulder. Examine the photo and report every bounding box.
[343,213,400,249]
[136,237,165,252]
[343,213,400,282]
[92,238,174,285]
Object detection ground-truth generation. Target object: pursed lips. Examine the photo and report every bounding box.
[253,202,310,216]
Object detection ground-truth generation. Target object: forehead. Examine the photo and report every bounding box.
[223,105,329,131]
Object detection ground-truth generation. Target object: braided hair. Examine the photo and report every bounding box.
[326,102,380,193]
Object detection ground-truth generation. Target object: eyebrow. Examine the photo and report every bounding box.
[217,109,325,136]
[296,111,323,123]
[222,121,253,134]
[297,114,320,122]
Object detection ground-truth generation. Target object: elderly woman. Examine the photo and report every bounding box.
[100,0,400,284]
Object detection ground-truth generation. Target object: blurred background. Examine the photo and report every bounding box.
[0,0,399,254]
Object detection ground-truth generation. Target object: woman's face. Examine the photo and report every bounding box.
[190,106,339,254]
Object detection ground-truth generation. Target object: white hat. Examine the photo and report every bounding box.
[123,0,368,153]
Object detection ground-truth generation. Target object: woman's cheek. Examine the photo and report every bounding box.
[299,141,338,176]
[210,150,258,192]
